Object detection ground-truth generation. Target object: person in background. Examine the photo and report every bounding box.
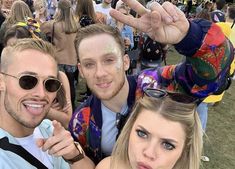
[69,0,234,164]
[0,38,94,168]
[0,0,6,55]
[216,4,235,45]
[22,0,34,13]
[75,0,97,27]
[46,0,58,19]
[95,0,113,25]
[41,0,79,111]
[0,1,5,26]
[76,0,107,25]
[0,0,14,17]
[211,0,226,23]
[0,0,33,45]
[110,3,134,51]
[96,89,203,169]
[34,0,51,24]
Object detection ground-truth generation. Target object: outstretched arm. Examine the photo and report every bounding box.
[37,120,95,169]
[110,0,189,44]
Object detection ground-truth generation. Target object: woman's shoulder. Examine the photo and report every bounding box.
[95,156,127,169]
[95,156,111,169]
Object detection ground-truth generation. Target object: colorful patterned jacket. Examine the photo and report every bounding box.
[69,19,234,164]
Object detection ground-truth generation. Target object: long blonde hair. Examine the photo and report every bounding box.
[33,0,48,19]
[5,1,32,26]
[111,96,203,169]
[53,0,78,34]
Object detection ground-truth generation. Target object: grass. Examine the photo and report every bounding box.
[166,47,235,169]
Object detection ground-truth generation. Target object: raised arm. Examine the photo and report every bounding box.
[110,0,189,44]
[117,1,234,98]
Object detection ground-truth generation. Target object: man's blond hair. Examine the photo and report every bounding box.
[1,38,56,72]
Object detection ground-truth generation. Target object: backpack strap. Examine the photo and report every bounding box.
[0,137,48,169]
[231,20,235,29]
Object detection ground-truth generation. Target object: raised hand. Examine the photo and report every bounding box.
[110,0,189,44]
[36,120,79,160]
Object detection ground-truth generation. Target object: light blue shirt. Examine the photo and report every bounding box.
[121,25,134,50]
[110,19,134,50]
[0,120,70,169]
[101,103,128,156]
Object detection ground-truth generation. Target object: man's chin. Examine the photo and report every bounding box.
[21,119,44,129]
[95,93,113,100]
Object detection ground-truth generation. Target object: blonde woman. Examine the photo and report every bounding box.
[0,0,32,43]
[96,88,203,169]
[41,0,79,110]
[33,0,50,24]
[0,0,14,17]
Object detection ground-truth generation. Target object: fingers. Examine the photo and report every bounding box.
[39,121,75,157]
[62,104,70,112]
[52,120,63,136]
[36,138,46,148]
[161,2,179,22]
[51,102,60,109]
[121,0,148,16]
[47,133,74,156]
[150,2,177,24]
[110,9,145,31]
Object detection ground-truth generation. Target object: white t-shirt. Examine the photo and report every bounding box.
[15,127,53,169]
[95,4,112,25]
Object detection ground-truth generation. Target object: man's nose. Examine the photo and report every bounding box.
[32,82,46,98]
[95,63,107,78]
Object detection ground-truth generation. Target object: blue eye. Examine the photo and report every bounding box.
[162,142,175,150]
[136,129,148,138]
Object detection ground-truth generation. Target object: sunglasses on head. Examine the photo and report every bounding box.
[1,72,62,93]
[143,88,198,104]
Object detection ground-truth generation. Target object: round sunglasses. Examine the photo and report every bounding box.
[144,88,198,104]
[1,72,62,93]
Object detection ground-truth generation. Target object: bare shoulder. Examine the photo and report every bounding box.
[95,157,111,169]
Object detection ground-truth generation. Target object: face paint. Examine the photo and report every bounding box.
[105,44,123,71]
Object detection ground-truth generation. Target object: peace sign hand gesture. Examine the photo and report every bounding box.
[110,0,189,44]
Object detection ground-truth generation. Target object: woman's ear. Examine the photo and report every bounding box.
[123,54,130,71]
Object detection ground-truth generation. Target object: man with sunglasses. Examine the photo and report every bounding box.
[0,39,94,168]
[69,0,234,164]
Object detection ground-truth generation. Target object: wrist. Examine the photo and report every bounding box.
[63,142,85,164]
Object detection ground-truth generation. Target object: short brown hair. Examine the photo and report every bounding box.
[74,24,125,62]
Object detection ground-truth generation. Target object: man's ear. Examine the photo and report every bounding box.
[0,74,6,91]
[123,54,130,71]
[77,63,84,78]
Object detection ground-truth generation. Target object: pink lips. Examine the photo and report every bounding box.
[96,81,111,89]
[137,162,153,169]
